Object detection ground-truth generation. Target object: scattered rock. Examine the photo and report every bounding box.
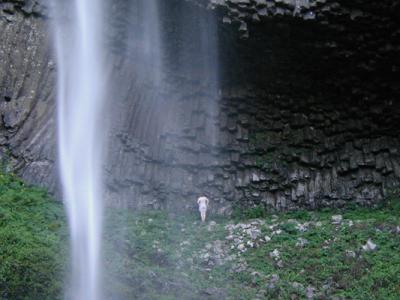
[291,281,304,291]
[296,223,308,232]
[331,215,343,225]
[362,239,377,252]
[272,229,282,235]
[201,287,228,298]
[266,274,280,290]
[269,249,280,260]
[296,237,309,248]
[208,221,217,231]
[306,286,315,299]
[345,250,356,258]
[237,243,246,251]
[346,250,356,258]
[276,260,284,268]
[248,229,261,239]
[315,221,323,227]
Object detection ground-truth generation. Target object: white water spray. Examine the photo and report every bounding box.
[53,0,105,299]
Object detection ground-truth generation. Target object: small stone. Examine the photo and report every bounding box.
[296,237,309,247]
[345,250,356,258]
[296,223,308,232]
[237,243,246,251]
[306,286,315,299]
[272,229,282,235]
[322,281,332,291]
[252,173,260,182]
[269,249,280,259]
[270,273,279,282]
[208,221,217,231]
[251,271,261,277]
[180,240,190,246]
[291,282,304,290]
[266,274,280,290]
[362,239,377,252]
[287,219,299,224]
[331,215,343,225]
[222,16,232,24]
[264,235,271,242]
[315,221,323,227]
[250,229,261,239]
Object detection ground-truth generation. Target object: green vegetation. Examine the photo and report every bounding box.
[103,211,230,299]
[240,206,400,299]
[0,172,67,300]
[103,203,400,299]
[1,171,399,299]
[233,205,268,219]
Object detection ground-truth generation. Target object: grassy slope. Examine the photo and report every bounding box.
[104,205,400,300]
[1,171,399,299]
[0,172,67,300]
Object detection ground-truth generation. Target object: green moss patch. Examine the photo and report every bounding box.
[0,172,67,300]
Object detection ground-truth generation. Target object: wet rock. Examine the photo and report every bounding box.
[1,0,400,215]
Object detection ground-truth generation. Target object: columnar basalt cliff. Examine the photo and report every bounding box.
[0,0,399,213]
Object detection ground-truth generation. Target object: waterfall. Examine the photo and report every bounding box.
[51,0,220,298]
[52,0,105,299]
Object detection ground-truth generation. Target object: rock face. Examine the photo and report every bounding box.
[1,0,400,213]
[0,0,56,189]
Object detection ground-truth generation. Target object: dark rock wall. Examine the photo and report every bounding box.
[0,2,57,189]
[1,0,399,213]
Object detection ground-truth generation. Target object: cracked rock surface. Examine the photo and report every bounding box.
[1,0,399,211]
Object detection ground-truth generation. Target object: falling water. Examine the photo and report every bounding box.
[52,0,105,299]
[51,0,220,297]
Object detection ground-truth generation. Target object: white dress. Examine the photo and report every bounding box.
[198,196,208,212]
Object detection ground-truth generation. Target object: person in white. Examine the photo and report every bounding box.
[197,196,209,222]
